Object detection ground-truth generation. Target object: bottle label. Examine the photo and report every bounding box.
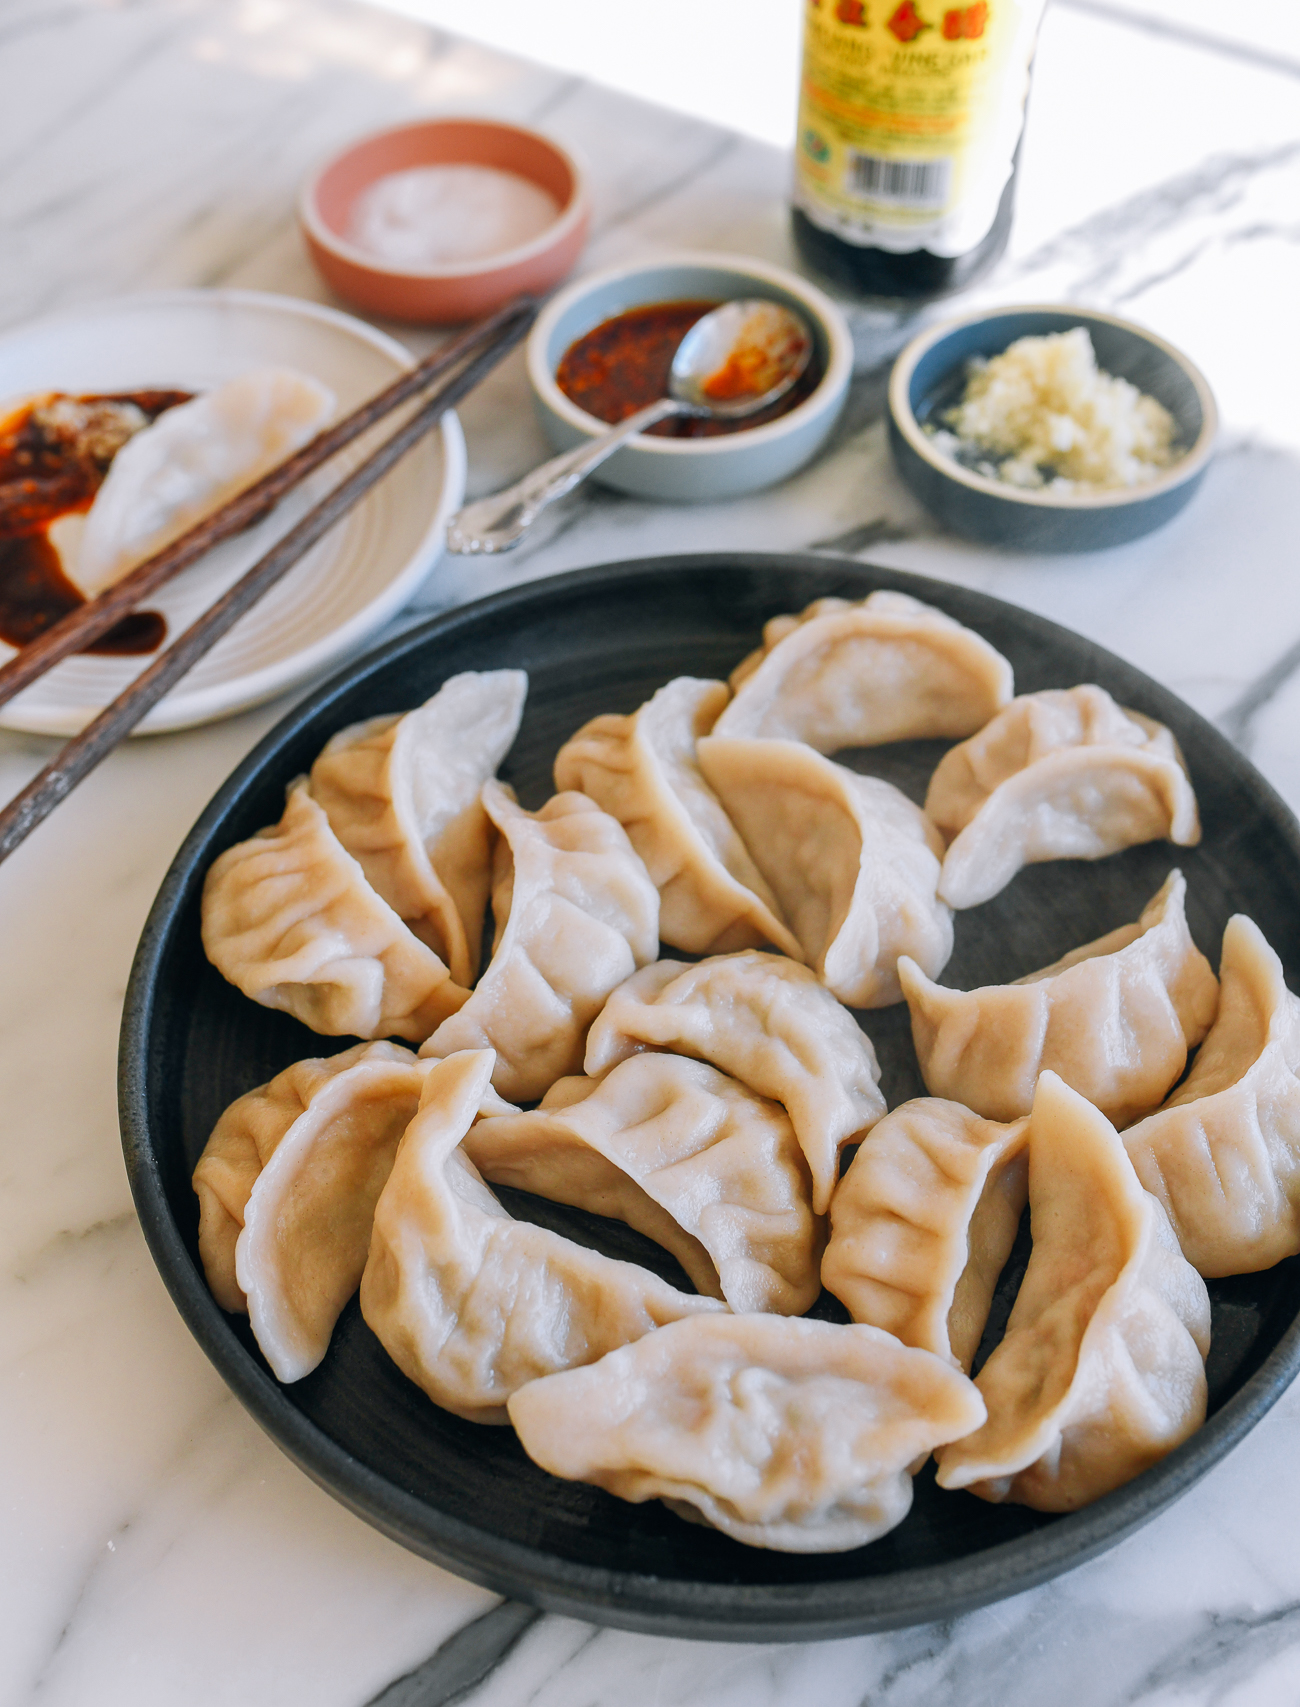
[794,0,1046,258]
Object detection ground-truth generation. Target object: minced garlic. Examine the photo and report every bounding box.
[928,327,1180,494]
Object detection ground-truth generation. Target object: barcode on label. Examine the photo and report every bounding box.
[844,151,951,209]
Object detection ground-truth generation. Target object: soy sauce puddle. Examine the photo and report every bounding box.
[0,389,191,657]
[0,531,167,654]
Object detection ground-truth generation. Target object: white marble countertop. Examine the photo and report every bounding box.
[2,1,1300,1701]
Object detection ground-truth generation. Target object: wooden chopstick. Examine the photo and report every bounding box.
[0,294,536,713]
[0,302,536,866]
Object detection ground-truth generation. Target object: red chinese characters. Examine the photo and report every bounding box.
[887,1,930,40]
[942,3,988,39]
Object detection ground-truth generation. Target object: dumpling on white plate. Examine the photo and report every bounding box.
[899,870,1219,1126]
[508,1314,986,1553]
[309,671,528,988]
[465,1052,823,1314]
[822,1099,1029,1374]
[553,677,802,959]
[191,1040,493,1381]
[360,1050,723,1423]
[74,367,335,595]
[201,780,470,1042]
[1124,914,1300,1277]
[934,1072,1210,1512]
[584,951,886,1216]
[420,782,660,1103]
[697,735,952,1008]
[925,685,1201,910]
[717,591,1013,750]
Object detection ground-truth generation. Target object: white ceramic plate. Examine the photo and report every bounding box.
[0,289,467,734]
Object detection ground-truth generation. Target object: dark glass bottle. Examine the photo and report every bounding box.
[792,0,1044,303]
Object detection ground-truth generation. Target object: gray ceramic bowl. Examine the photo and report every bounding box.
[888,305,1217,551]
[527,253,853,501]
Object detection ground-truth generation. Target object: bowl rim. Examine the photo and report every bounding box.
[888,303,1219,511]
[526,251,855,458]
[298,117,591,282]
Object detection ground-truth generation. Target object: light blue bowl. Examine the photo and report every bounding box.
[526,252,853,502]
[888,305,1218,552]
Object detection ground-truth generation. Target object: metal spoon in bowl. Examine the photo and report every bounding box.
[446,299,813,555]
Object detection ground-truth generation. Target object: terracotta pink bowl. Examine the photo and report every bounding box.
[300,119,590,325]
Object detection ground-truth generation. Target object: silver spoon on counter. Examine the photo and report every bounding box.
[446,298,813,555]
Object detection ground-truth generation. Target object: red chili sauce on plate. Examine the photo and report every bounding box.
[554,301,821,438]
[0,389,191,657]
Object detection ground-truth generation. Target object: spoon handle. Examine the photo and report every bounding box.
[447,395,689,554]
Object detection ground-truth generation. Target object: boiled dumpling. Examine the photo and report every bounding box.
[420,783,660,1101]
[717,590,1013,749]
[927,683,1180,830]
[584,951,886,1216]
[822,1099,1029,1373]
[309,671,528,987]
[202,780,470,1042]
[74,367,335,595]
[934,1072,1210,1511]
[192,1041,455,1381]
[193,1041,417,1316]
[465,1052,823,1313]
[697,736,952,1007]
[899,870,1219,1126]
[360,1049,723,1423]
[925,685,1201,910]
[1124,914,1300,1277]
[508,1314,986,1553]
[553,677,802,958]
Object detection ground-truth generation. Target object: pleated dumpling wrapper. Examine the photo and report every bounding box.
[553,677,802,959]
[697,736,953,1007]
[925,685,1201,910]
[360,1050,723,1423]
[420,783,660,1102]
[202,780,470,1042]
[465,1052,824,1314]
[935,1072,1211,1512]
[584,952,886,1216]
[74,368,335,596]
[717,590,1013,751]
[822,1099,1029,1373]
[508,1315,986,1553]
[899,870,1219,1126]
[191,1041,502,1382]
[1124,914,1300,1277]
[309,671,527,988]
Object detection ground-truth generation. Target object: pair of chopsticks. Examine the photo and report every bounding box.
[0,295,537,867]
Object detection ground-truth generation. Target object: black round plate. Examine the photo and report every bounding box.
[120,553,1300,1641]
